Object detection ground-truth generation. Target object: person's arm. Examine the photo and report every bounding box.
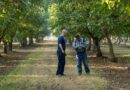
[58,36,65,53]
[72,40,78,49]
[82,39,87,48]
[59,44,65,53]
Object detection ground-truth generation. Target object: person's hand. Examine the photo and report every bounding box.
[62,50,67,56]
[76,46,81,48]
[62,50,65,54]
[65,53,67,56]
[78,46,82,49]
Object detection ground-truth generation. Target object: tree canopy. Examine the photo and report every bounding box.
[0,0,130,61]
[48,0,130,61]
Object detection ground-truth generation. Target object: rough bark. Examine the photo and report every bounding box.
[29,36,33,46]
[87,30,103,57]
[93,37,103,57]
[106,35,117,62]
[103,29,117,62]
[35,36,39,42]
[118,37,122,45]
[92,39,96,52]
[87,36,92,51]
[3,41,8,54]
[0,29,7,42]
[20,37,27,48]
[9,39,13,51]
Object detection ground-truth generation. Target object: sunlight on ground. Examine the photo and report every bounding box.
[122,54,130,57]
[0,41,107,90]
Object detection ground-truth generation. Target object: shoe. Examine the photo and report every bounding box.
[78,73,82,76]
[86,72,90,75]
[56,74,62,77]
[61,74,66,76]
[56,73,61,76]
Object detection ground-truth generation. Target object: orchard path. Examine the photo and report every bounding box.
[0,40,107,90]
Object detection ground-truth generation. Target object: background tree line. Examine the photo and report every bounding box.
[48,0,130,62]
[0,0,130,62]
[0,0,50,55]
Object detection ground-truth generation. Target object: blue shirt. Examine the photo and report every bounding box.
[72,38,87,49]
[57,35,66,52]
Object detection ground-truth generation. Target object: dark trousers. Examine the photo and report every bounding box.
[76,53,90,74]
[56,51,65,75]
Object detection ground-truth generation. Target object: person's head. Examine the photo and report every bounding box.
[62,29,68,36]
[75,34,81,40]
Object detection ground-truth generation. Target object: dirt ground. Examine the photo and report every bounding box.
[0,41,130,90]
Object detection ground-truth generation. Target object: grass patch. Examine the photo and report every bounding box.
[0,44,108,90]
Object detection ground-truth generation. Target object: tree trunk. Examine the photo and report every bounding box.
[128,66,130,71]
[118,36,122,45]
[36,36,44,43]
[87,36,91,51]
[9,39,13,51]
[0,29,7,55]
[3,41,8,54]
[93,37,103,57]
[29,36,33,45]
[20,37,27,48]
[35,36,39,43]
[0,54,2,57]
[40,36,43,42]
[0,29,7,42]
[87,30,102,57]
[105,32,117,62]
[92,39,96,52]
[101,27,117,62]
[9,42,13,51]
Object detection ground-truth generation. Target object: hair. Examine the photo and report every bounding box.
[75,34,80,38]
[62,29,68,33]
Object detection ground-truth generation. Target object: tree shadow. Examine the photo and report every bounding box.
[0,44,42,77]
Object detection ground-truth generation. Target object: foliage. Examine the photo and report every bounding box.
[0,0,49,44]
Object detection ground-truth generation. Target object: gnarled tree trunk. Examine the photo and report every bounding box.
[29,36,33,46]
[87,36,92,51]
[3,41,8,54]
[20,37,27,48]
[103,29,117,62]
[106,35,117,62]
[0,29,7,55]
[93,37,103,57]
[88,30,103,57]
[9,39,13,51]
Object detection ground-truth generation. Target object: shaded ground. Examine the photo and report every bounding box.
[0,51,28,76]
[0,41,107,90]
[0,44,43,75]
[100,45,130,90]
[0,41,129,90]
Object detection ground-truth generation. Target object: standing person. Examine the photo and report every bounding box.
[56,29,68,76]
[72,34,90,75]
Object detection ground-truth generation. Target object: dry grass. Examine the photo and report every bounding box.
[0,41,107,90]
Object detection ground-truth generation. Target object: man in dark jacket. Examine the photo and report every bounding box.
[56,29,68,76]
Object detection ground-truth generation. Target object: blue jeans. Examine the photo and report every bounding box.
[76,53,90,74]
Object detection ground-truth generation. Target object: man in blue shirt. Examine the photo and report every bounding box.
[72,34,90,75]
[56,29,68,76]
